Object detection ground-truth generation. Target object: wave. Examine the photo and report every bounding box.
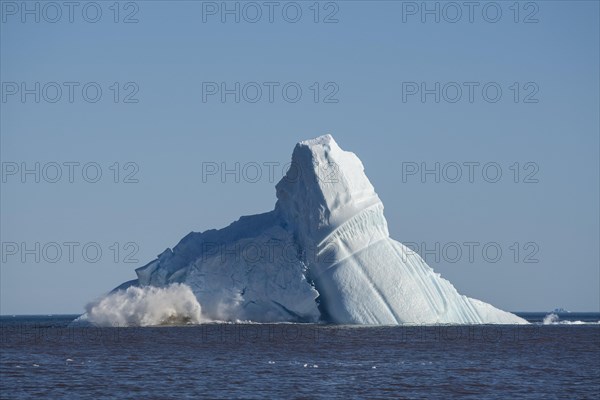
[85,284,203,327]
[542,313,600,325]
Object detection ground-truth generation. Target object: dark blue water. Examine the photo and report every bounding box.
[1,314,599,399]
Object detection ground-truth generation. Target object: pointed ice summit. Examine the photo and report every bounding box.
[90,135,526,325]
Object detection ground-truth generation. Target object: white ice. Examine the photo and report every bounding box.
[91,134,526,325]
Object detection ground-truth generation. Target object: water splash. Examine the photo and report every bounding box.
[85,283,202,327]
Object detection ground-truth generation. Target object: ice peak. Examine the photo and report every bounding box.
[297,133,335,147]
[293,134,343,165]
[275,134,383,249]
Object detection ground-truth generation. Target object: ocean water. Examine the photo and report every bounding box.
[1,314,599,399]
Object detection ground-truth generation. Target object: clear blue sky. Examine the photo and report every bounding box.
[1,0,598,314]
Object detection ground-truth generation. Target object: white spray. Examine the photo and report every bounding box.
[85,283,203,327]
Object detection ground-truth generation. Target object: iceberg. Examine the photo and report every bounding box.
[87,134,527,325]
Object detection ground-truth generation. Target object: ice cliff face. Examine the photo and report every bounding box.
[94,135,526,325]
[132,211,321,323]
